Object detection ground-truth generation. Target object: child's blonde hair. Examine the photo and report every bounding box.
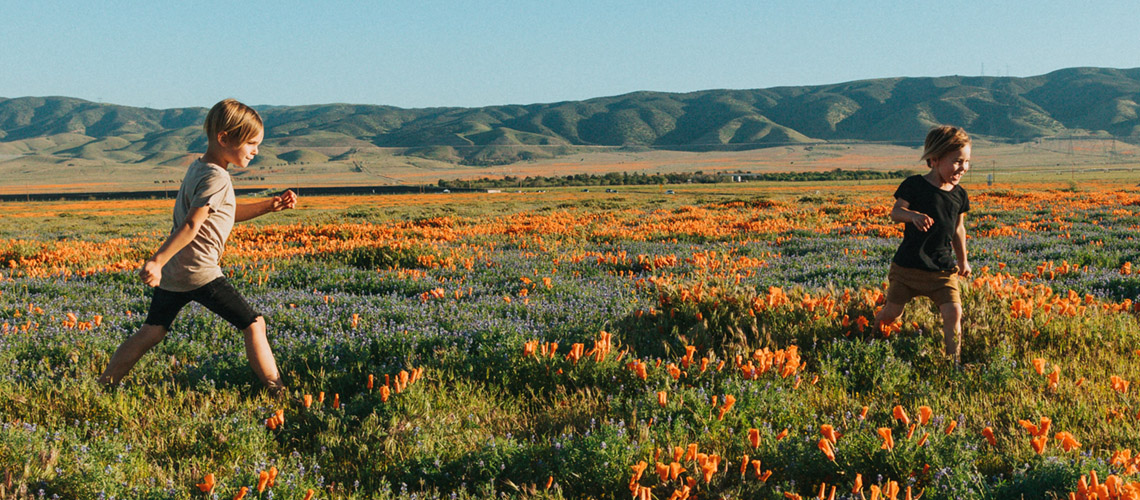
[921,126,971,166]
[205,99,263,146]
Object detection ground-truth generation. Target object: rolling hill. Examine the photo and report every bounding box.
[2,67,1138,166]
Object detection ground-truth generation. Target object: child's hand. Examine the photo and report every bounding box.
[271,190,298,212]
[911,212,934,231]
[958,261,972,278]
[139,260,162,287]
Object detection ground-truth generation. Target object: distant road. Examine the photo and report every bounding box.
[0,185,481,202]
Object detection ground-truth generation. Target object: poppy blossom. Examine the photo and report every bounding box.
[918,406,932,426]
[748,428,761,449]
[196,473,215,493]
[878,428,894,451]
[982,427,997,446]
[892,405,910,426]
[818,438,836,461]
[257,470,269,493]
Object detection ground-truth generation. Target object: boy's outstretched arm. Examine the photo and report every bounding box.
[235,189,297,222]
[953,213,971,277]
[139,205,211,287]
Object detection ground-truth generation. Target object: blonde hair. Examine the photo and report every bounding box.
[921,125,971,166]
[204,99,263,146]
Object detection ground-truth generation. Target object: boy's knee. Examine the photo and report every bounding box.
[939,303,963,321]
[138,324,169,344]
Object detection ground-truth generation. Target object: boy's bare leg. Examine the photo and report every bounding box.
[99,323,168,385]
[874,302,906,331]
[243,317,284,391]
[939,302,963,363]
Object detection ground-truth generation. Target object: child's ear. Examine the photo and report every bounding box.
[215,132,230,147]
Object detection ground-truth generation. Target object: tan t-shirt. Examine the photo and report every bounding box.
[159,159,236,292]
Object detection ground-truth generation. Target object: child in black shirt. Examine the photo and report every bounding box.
[875,126,972,363]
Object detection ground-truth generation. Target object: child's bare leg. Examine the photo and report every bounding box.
[243,317,284,391]
[99,323,168,385]
[939,302,963,363]
[875,302,905,331]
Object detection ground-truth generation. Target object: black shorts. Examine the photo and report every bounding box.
[143,277,261,330]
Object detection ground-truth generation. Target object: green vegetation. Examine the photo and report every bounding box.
[438,169,915,189]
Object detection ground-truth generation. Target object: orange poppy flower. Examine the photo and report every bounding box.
[852,473,862,493]
[820,424,838,444]
[669,462,685,481]
[1055,432,1081,452]
[982,427,997,446]
[303,394,312,408]
[257,470,269,493]
[859,406,869,420]
[944,420,957,435]
[302,490,315,500]
[685,443,698,462]
[818,438,836,461]
[658,391,667,408]
[233,486,249,500]
[1031,435,1048,454]
[748,428,761,449]
[196,473,215,493]
[776,428,789,441]
[740,454,749,475]
[656,462,670,482]
[918,406,932,426]
[267,466,278,487]
[1032,358,1046,375]
[878,427,894,451]
[892,405,910,427]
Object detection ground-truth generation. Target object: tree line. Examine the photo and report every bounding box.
[437,169,915,189]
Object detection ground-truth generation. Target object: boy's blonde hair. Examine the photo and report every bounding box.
[204,99,263,146]
[921,125,971,166]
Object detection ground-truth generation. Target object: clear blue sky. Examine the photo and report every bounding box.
[3,0,1138,110]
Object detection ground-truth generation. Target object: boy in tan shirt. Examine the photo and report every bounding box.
[99,99,296,393]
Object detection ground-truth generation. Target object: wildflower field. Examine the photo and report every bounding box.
[3,178,1140,500]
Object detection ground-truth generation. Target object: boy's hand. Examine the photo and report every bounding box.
[139,260,162,287]
[911,212,934,232]
[270,190,297,212]
[957,260,972,278]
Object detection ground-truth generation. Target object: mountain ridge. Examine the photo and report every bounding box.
[2,67,1138,165]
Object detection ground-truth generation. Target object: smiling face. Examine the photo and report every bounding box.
[214,129,263,169]
[929,144,971,188]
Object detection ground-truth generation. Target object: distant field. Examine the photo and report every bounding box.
[0,139,1136,195]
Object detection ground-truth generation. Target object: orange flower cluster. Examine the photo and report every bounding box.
[523,331,620,366]
[362,367,425,402]
[264,409,286,430]
[1069,468,1140,499]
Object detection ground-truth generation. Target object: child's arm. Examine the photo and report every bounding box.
[953,213,971,277]
[139,205,212,287]
[234,190,298,222]
[889,198,933,232]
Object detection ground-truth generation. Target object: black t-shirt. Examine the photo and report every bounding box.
[891,175,969,272]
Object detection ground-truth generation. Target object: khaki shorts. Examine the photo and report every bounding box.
[885,263,961,306]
